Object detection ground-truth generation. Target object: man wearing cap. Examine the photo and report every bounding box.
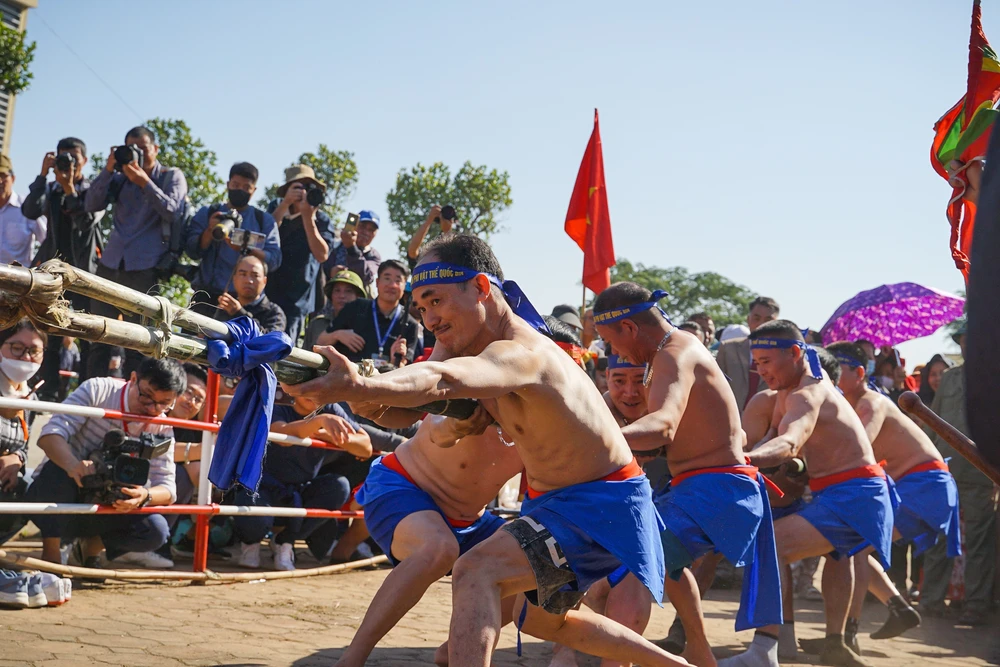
[303,270,366,352]
[216,255,286,334]
[324,209,383,292]
[920,325,995,627]
[0,155,47,267]
[716,297,780,414]
[265,165,335,344]
[551,304,583,332]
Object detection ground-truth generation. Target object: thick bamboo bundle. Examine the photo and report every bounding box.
[0,261,476,418]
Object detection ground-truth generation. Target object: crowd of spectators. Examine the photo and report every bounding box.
[0,131,993,625]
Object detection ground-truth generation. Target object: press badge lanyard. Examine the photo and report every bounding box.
[372,301,402,356]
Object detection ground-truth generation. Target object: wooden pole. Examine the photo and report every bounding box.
[898,391,1000,486]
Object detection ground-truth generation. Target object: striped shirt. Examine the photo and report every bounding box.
[37,377,176,502]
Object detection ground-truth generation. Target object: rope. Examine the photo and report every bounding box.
[0,548,388,583]
[153,295,175,359]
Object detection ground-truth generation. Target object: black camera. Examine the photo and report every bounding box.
[79,429,173,505]
[435,205,457,224]
[113,144,144,171]
[211,208,244,241]
[55,153,76,173]
[305,183,325,207]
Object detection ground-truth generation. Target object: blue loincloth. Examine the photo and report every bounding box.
[799,465,895,568]
[894,464,961,558]
[356,454,505,565]
[656,465,783,631]
[770,496,806,521]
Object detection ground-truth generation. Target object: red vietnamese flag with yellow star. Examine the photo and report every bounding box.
[565,109,616,294]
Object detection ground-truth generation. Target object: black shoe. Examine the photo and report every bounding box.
[170,536,231,561]
[920,600,950,618]
[802,634,862,657]
[871,596,921,639]
[656,616,686,654]
[956,607,989,626]
[845,618,862,656]
[819,636,870,667]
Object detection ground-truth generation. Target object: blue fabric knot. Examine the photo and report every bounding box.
[206,317,292,492]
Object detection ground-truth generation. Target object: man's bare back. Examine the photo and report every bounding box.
[771,375,875,478]
[852,390,942,479]
[634,329,744,475]
[395,417,523,522]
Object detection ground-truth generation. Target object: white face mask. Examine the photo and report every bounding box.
[0,357,40,385]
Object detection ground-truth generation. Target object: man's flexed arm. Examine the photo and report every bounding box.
[748,391,819,468]
[283,342,542,407]
[620,349,692,452]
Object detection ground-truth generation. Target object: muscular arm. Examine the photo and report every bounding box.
[620,349,690,452]
[748,391,819,468]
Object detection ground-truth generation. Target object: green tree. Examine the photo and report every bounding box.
[259,145,359,222]
[88,119,224,308]
[385,161,513,257]
[0,23,35,96]
[609,258,757,327]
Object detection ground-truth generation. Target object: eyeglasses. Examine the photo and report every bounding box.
[136,384,175,410]
[180,387,206,407]
[3,342,44,362]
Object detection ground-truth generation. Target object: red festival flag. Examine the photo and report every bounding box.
[565,109,616,294]
[931,0,1000,280]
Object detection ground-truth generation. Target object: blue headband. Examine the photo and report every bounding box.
[593,290,671,325]
[749,337,824,380]
[607,354,643,370]
[834,353,864,369]
[411,262,551,334]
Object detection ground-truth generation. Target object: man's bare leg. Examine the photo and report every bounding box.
[434,596,516,667]
[330,501,370,563]
[449,530,689,667]
[549,579,612,667]
[777,563,797,661]
[661,552,724,655]
[663,568,716,667]
[335,511,459,667]
[600,574,654,667]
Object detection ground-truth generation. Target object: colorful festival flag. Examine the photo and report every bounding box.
[565,109,616,294]
[931,0,1000,280]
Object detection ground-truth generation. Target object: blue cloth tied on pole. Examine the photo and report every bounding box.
[749,337,824,380]
[592,290,672,325]
[410,262,551,334]
[206,317,292,493]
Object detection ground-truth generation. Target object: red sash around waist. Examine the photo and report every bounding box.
[808,463,885,493]
[899,459,949,480]
[671,463,784,498]
[525,458,643,501]
[380,453,476,528]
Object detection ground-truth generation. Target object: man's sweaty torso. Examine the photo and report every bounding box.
[855,389,943,479]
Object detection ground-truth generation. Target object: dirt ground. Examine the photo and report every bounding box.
[0,552,997,667]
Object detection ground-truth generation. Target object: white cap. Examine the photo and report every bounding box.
[720,324,751,342]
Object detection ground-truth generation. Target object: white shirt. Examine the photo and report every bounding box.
[0,191,46,266]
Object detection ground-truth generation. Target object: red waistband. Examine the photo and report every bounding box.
[670,463,784,498]
[526,458,643,500]
[899,459,949,479]
[380,453,476,528]
[809,463,885,493]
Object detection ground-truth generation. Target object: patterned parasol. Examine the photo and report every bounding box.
[820,282,965,348]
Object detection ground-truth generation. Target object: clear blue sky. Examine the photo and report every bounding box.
[8,0,982,367]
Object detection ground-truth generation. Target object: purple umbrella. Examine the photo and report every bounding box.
[820,282,965,348]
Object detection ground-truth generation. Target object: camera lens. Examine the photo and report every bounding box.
[306,185,325,207]
[55,153,75,172]
[441,205,456,221]
[113,145,136,165]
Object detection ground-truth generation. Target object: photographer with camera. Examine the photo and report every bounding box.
[84,126,188,377]
[323,210,383,291]
[22,137,99,400]
[27,358,186,570]
[404,204,455,270]
[186,162,281,317]
[264,165,334,345]
[216,255,286,334]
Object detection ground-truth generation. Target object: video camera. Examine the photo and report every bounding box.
[79,429,173,505]
[112,144,144,171]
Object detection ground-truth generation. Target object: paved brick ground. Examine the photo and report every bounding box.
[0,562,997,667]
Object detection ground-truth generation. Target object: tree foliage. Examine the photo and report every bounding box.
[259,145,359,222]
[385,161,513,257]
[609,258,757,327]
[0,23,35,96]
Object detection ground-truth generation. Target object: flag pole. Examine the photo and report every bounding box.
[582,284,587,319]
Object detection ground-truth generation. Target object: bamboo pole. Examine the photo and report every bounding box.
[0,548,388,583]
[898,391,1000,486]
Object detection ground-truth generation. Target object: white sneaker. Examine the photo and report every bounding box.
[238,542,261,569]
[273,542,295,571]
[39,572,67,607]
[61,578,72,602]
[112,551,174,569]
[25,574,48,608]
